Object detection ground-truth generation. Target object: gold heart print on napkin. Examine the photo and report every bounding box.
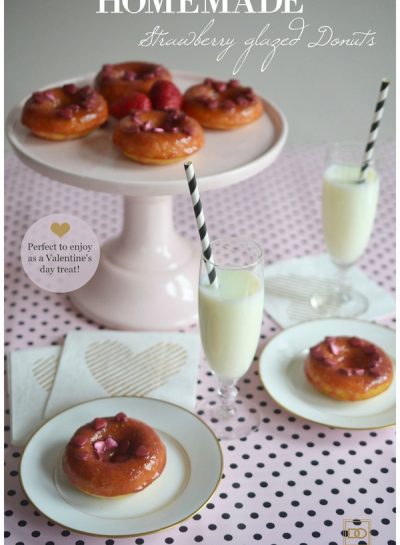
[85,340,187,397]
[50,222,70,238]
[32,354,58,392]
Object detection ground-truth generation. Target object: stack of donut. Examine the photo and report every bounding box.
[21,61,265,165]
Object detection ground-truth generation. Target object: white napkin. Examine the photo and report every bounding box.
[7,346,61,446]
[45,330,201,419]
[264,253,395,328]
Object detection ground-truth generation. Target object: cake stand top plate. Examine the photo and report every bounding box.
[7,71,288,196]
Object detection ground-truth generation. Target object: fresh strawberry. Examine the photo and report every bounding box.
[149,80,182,111]
[110,93,152,119]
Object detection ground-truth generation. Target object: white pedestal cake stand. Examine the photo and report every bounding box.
[7,71,288,330]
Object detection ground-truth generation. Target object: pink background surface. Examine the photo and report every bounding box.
[4,142,395,545]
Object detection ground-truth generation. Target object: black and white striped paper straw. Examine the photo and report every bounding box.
[184,161,219,287]
[358,78,390,183]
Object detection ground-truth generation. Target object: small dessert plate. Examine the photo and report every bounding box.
[259,318,395,429]
[20,397,223,537]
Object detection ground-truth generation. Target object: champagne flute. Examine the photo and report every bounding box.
[197,237,264,440]
[310,142,380,316]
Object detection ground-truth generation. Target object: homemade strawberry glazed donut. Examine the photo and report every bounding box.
[62,412,166,497]
[21,84,108,141]
[305,336,393,401]
[182,78,263,130]
[95,62,171,106]
[113,109,204,165]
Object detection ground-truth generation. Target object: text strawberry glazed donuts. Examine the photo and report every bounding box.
[62,412,166,497]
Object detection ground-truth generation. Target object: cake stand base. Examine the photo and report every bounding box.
[8,70,287,330]
[70,195,199,330]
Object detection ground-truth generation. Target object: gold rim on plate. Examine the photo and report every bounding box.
[258,317,396,430]
[19,396,224,538]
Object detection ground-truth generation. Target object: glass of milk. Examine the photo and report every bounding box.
[310,142,379,316]
[198,237,264,440]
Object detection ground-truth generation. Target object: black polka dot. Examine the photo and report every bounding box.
[3,144,396,545]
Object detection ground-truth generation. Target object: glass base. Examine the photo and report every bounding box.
[196,397,260,440]
[310,286,368,318]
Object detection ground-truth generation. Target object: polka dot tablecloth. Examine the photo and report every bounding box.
[4,142,396,545]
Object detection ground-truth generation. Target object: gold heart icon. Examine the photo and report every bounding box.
[51,222,70,238]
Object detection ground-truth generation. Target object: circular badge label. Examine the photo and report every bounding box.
[21,214,100,293]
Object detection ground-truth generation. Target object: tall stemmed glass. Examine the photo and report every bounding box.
[310,142,380,316]
[198,237,264,440]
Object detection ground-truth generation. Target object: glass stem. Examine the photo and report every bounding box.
[218,377,238,418]
[334,262,352,303]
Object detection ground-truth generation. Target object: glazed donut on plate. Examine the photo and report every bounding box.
[21,84,108,141]
[62,412,166,497]
[95,62,171,106]
[113,109,205,165]
[305,336,393,401]
[182,78,263,130]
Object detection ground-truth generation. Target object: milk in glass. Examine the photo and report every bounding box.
[199,269,264,380]
[322,164,379,265]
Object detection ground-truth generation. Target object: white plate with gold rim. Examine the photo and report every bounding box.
[20,397,223,537]
[259,319,395,429]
